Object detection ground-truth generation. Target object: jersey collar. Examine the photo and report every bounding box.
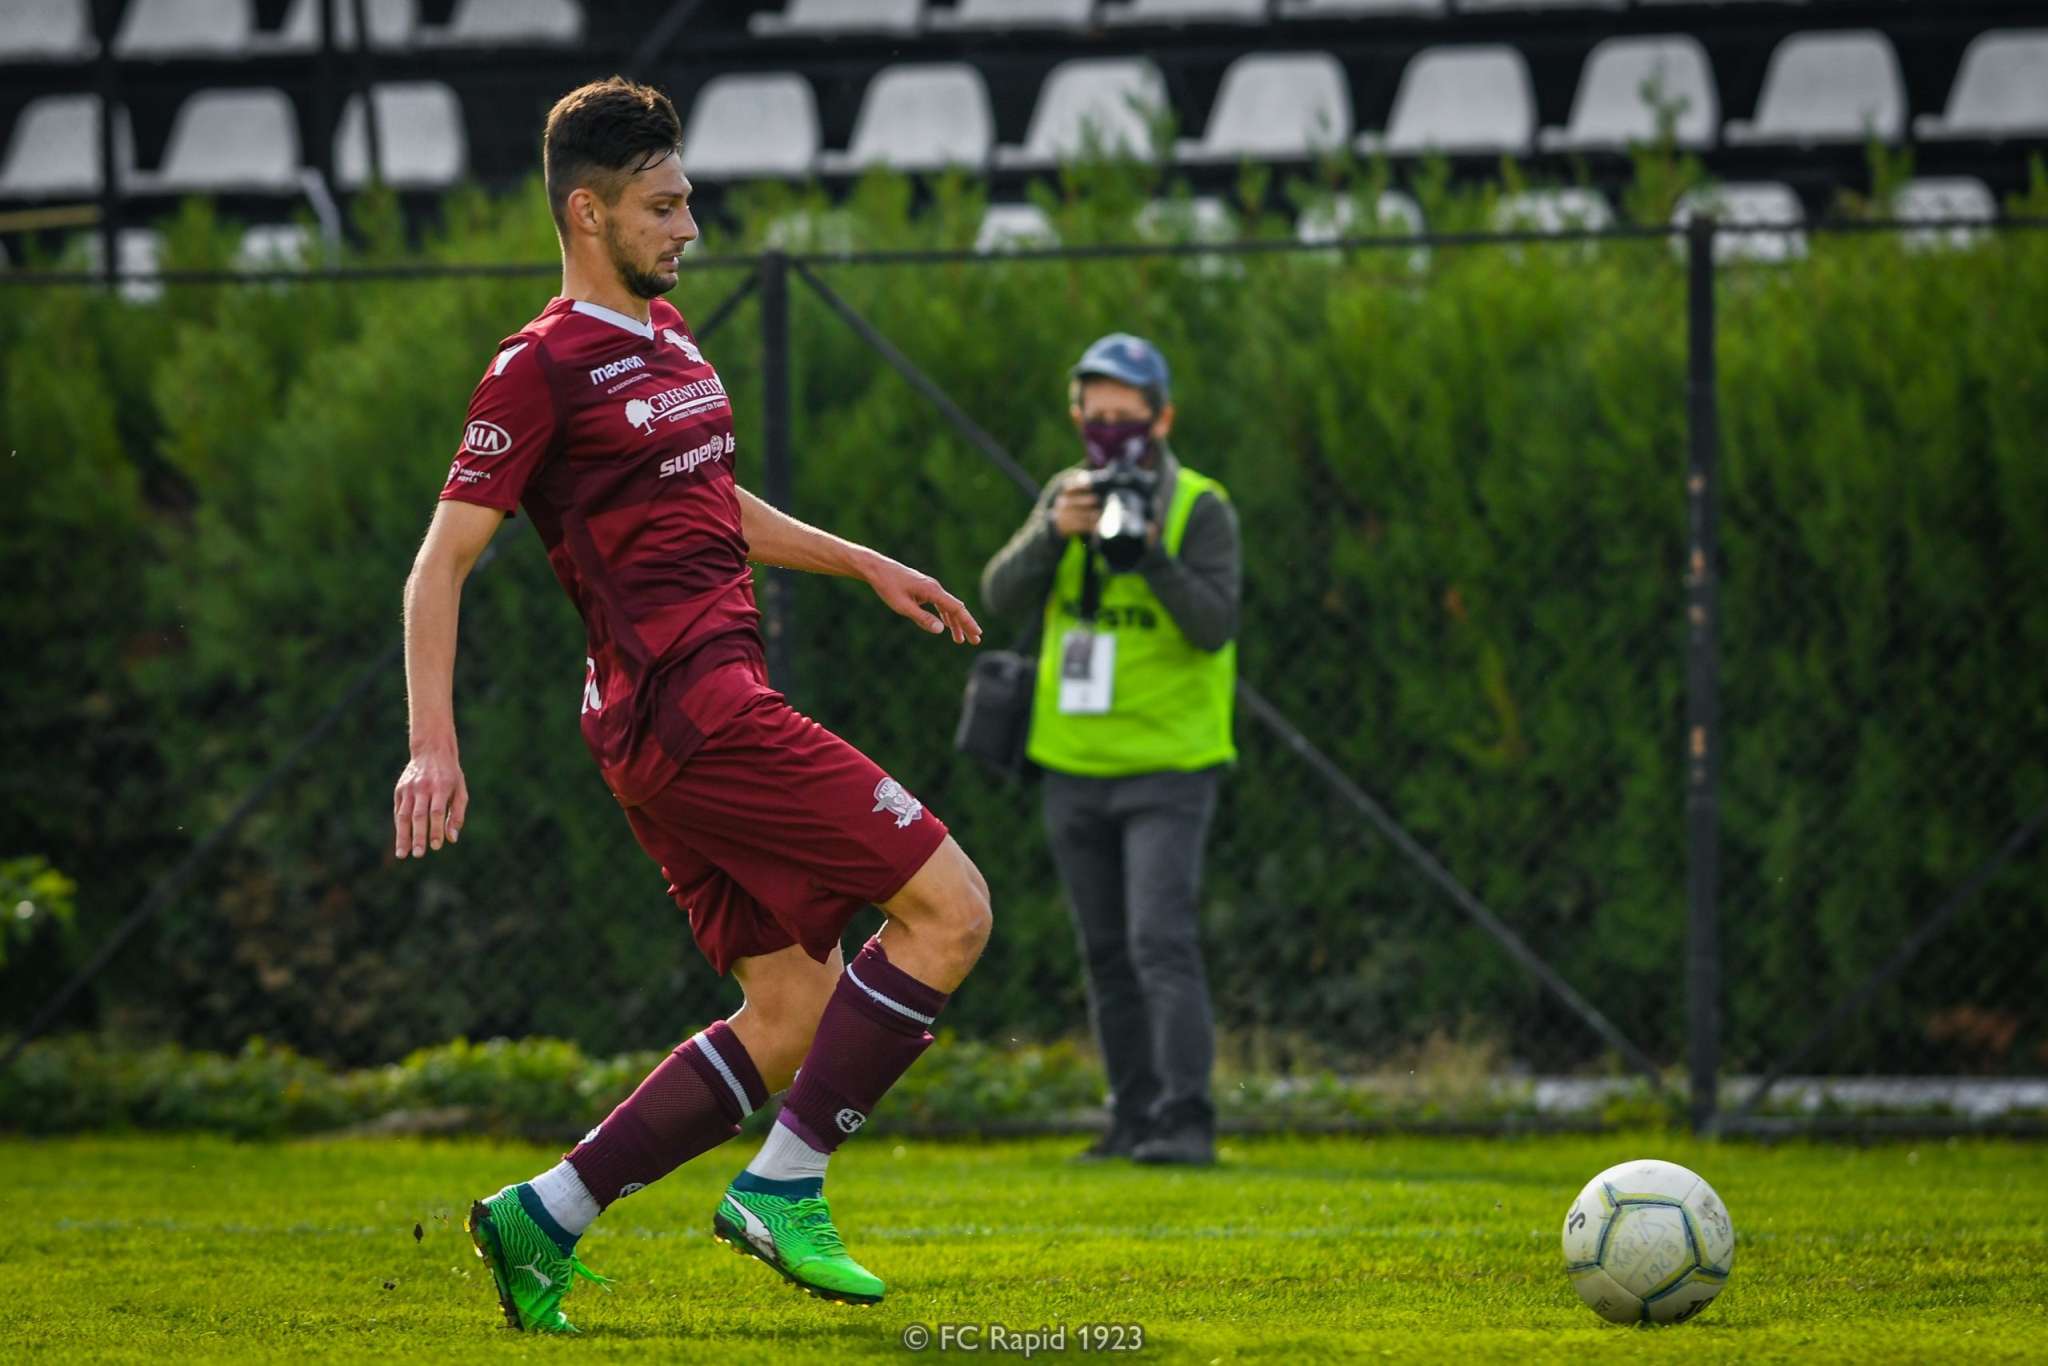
[569,298,655,340]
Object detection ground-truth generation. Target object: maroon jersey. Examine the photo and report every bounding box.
[441,295,759,802]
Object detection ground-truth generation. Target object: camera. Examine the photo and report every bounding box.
[1087,460,1159,572]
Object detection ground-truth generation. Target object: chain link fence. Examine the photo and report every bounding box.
[4,211,2043,1130]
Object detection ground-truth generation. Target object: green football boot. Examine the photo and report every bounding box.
[466,1185,612,1333]
[713,1173,886,1305]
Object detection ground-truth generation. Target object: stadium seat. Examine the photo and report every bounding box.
[1893,176,1995,252]
[425,0,581,46]
[1915,30,2048,141]
[1492,188,1613,232]
[336,83,467,188]
[265,0,415,50]
[238,223,314,268]
[1276,0,1444,15]
[1137,195,1236,239]
[1672,182,1806,264]
[0,0,97,60]
[750,0,923,35]
[1100,0,1268,23]
[1357,46,1535,155]
[820,64,994,173]
[1723,30,1904,145]
[761,207,859,252]
[1177,52,1352,162]
[975,202,1060,251]
[0,96,135,199]
[151,88,301,193]
[81,227,165,303]
[928,0,1095,31]
[995,58,1169,167]
[1539,36,1717,151]
[680,74,819,180]
[114,0,255,57]
[1296,189,1427,270]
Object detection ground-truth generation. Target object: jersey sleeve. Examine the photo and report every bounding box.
[440,337,558,513]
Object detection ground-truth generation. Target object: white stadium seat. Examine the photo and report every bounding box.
[82,227,165,303]
[751,0,923,35]
[238,223,314,268]
[114,0,254,57]
[1915,30,2048,141]
[1724,30,1904,145]
[1358,45,1535,155]
[821,64,994,173]
[0,0,97,60]
[427,0,581,46]
[1492,188,1613,233]
[1100,0,1267,23]
[975,202,1060,251]
[152,88,302,193]
[1178,52,1352,162]
[1136,195,1236,240]
[336,83,467,188]
[266,0,415,50]
[995,58,1169,167]
[928,0,1095,31]
[681,74,819,180]
[1672,182,1807,264]
[1277,0,1444,15]
[0,96,136,199]
[1893,176,1995,252]
[1296,190,1427,270]
[1540,36,1718,151]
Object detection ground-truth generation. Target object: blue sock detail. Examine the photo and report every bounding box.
[732,1170,823,1200]
[513,1182,578,1256]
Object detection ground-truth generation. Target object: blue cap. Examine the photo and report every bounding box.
[1072,333,1171,407]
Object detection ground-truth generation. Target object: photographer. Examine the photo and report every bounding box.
[979,334,1240,1166]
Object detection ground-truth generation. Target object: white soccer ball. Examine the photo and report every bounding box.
[1561,1158,1735,1325]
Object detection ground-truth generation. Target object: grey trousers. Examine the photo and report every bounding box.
[1042,766,1223,1133]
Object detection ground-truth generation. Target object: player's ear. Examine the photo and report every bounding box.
[566,185,602,238]
[1152,402,1176,440]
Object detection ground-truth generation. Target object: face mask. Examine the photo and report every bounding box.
[1081,418,1154,470]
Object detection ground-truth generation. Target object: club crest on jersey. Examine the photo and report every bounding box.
[663,327,703,364]
[462,419,510,455]
[872,778,924,829]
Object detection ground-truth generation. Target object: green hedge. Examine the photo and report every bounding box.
[5,157,2045,1073]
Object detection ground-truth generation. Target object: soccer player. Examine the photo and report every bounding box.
[390,77,992,1334]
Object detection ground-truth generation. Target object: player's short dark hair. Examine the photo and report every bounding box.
[542,76,682,237]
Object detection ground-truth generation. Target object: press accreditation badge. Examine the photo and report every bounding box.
[1057,628,1115,715]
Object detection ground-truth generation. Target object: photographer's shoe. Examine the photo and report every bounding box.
[1072,1120,1148,1163]
[1131,1123,1216,1167]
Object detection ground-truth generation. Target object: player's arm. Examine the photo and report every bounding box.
[393,499,503,859]
[736,486,982,645]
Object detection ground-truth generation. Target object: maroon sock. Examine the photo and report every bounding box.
[567,1018,768,1206]
[777,936,950,1152]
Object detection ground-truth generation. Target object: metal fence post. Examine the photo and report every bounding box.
[1685,216,1723,1134]
[93,0,122,287]
[759,250,796,697]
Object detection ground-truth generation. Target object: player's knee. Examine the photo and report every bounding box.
[930,853,993,963]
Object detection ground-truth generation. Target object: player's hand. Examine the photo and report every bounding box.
[393,741,468,859]
[1050,474,1101,538]
[866,556,983,645]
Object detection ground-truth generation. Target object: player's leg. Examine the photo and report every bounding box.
[1116,769,1223,1166]
[717,837,991,1305]
[466,842,791,1332]
[1043,771,1156,1159]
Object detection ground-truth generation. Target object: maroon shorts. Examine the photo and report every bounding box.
[618,654,949,976]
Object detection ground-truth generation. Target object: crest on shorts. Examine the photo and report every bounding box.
[872,777,924,830]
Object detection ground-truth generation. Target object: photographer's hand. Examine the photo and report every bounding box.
[1050,473,1102,538]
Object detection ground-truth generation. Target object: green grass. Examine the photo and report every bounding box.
[10,1133,2045,1362]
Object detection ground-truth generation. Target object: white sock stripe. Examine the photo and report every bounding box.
[844,965,936,1027]
[691,1029,756,1117]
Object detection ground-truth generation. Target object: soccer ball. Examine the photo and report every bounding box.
[1561,1158,1735,1325]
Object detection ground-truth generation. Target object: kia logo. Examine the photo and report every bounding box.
[463,420,510,455]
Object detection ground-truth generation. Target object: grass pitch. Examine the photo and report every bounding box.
[11,1131,2044,1362]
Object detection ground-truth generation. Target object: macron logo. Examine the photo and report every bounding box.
[589,354,646,386]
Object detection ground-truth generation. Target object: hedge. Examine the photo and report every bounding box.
[4,154,2044,1074]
